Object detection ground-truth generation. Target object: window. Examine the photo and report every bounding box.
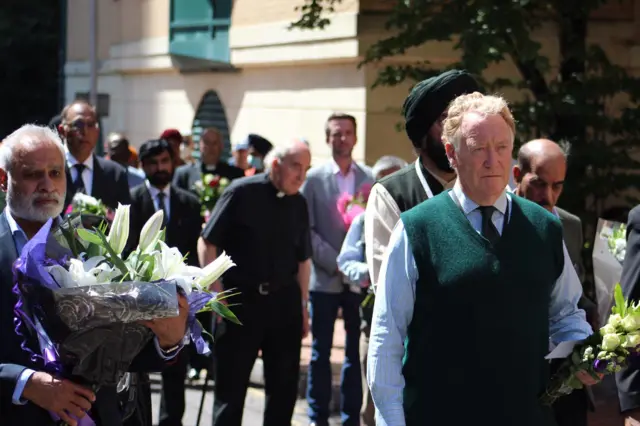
[169,0,231,63]
[191,90,232,161]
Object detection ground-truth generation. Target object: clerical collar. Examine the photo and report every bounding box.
[202,163,218,173]
[263,173,286,198]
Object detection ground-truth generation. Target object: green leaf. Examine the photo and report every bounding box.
[361,292,375,308]
[207,300,242,325]
[93,227,130,278]
[77,228,104,246]
[614,283,627,317]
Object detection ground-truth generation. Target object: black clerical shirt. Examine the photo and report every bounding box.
[201,173,312,291]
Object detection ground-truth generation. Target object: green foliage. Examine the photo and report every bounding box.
[292,0,640,290]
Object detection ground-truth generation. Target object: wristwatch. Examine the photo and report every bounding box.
[161,343,181,356]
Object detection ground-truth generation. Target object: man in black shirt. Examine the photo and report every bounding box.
[197,140,312,426]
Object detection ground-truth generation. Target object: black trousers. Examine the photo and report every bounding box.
[549,359,588,426]
[212,284,303,426]
[158,349,190,426]
[122,374,153,426]
[552,389,588,426]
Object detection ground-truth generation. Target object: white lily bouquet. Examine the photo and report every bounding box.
[12,204,239,403]
[541,284,639,405]
[593,219,627,327]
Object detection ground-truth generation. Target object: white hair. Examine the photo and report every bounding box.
[443,92,515,150]
[264,143,301,172]
[372,156,408,179]
[0,124,65,173]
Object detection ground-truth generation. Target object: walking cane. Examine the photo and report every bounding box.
[195,317,217,426]
[195,372,210,426]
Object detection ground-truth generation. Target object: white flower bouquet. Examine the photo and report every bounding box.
[541,284,639,405]
[65,192,111,218]
[593,219,627,327]
[12,204,238,395]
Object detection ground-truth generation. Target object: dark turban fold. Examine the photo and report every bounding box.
[403,69,482,147]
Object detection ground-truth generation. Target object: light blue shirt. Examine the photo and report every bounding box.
[5,208,182,406]
[337,213,369,286]
[367,183,593,426]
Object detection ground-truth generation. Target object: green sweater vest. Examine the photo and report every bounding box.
[400,191,564,426]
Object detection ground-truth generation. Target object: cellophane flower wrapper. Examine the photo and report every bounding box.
[540,284,639,405]
[13,219,180,387]
[593,219,626,327]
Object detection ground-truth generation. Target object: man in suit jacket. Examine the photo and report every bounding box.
[128,139,202,426]
[58,100,131,211]
[616,205,640,425]
[301,113,373,426]
[0,124,189,426]
[513,138,596,426]
[172,127,244,195]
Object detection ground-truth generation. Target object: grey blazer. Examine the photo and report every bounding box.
[301,161,373,293]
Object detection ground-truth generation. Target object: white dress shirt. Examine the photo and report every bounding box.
[364,161,455,288]
[367,182,593,426]
[332,159,356,195]
[145,181,171,221]
[66,151,94,196]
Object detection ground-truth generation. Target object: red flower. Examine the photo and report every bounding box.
[209,176,220,188]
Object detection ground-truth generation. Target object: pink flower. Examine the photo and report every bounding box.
[64,204,73,215]
[343,204,365,229]
[106,209,115,222]
[358,182,373,202]
[336,192,353,215]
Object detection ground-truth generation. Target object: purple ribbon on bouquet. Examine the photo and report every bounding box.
[186,290,215,355]
[12,219,96,426]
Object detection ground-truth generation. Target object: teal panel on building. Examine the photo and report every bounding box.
[169,0,231,63]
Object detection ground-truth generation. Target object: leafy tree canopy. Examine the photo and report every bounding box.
[292,0,640,290]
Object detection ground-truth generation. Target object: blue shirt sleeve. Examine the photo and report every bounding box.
[367,220,418,426]
[153,336,184,360]
[337,213,370,286]
[12,368,35,405]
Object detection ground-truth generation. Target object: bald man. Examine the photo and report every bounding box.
[198,140,313,425]
[513,139,595,426]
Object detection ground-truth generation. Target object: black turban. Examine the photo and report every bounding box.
[247,134,273,157]
[403,69,482,147]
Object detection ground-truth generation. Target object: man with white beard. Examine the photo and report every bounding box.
[0,124,189,426]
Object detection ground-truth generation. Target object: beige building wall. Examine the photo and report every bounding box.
[64,0,640,167]
[66,63,367,162]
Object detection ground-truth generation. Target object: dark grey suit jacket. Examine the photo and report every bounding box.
[556,207,585,282]
[556,207,597,319]
[616,204,640,412]
[64,155,132,211]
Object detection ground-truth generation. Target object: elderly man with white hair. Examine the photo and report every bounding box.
[367,93,595,426]
[0,124,189,426]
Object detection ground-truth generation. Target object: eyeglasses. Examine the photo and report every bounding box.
[68,119,98,132]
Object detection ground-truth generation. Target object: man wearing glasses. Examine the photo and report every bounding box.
[58,100,131,210]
